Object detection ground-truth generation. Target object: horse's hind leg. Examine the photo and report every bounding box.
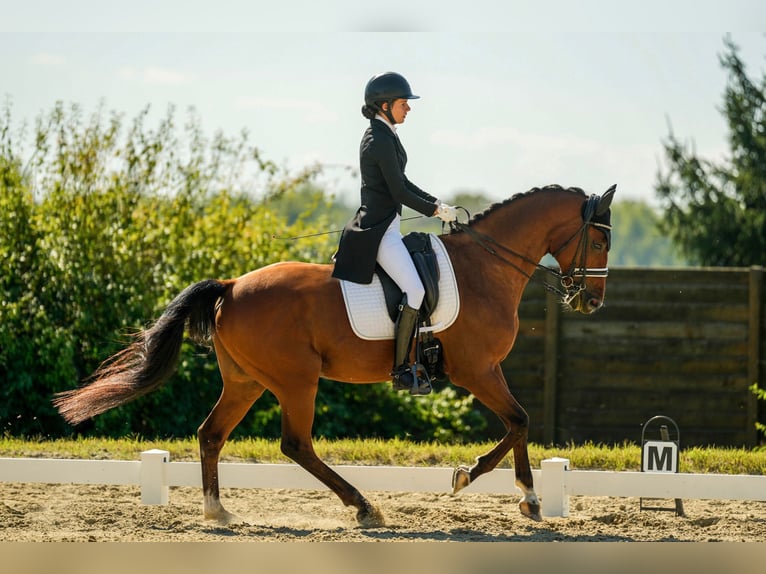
[198,348,266,523]
[451,364,541,521]
[276,383,385,528]
[198,382,264,524]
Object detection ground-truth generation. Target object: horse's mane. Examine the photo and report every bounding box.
[457,184,587,230]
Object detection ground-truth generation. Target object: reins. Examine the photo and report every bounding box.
[272,195,611,305]
[449,204,611,305]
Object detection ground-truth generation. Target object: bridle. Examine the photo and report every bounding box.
[450,195,612,306]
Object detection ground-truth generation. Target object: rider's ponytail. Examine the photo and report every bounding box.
[361,104,377,120]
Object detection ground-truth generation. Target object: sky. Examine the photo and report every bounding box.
[1,0,765,209]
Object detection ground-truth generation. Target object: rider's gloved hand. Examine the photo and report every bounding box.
[435,202,458,223]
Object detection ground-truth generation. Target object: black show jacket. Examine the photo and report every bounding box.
[331,119,438,284]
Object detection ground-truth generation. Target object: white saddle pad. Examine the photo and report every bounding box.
[339,234,460,341]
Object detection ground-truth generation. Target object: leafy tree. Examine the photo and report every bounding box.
[449,191,495,218]
[655,37,766,266]
[752,384,766,440]
[312,379,485,443]
[265,183,353,228]
[0,112,77,436]
[608,200,686,267]
[0,101,486,441]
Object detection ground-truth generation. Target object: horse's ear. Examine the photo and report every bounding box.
[596,184,616,215]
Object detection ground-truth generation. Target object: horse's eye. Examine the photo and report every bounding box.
[592,241,604,251]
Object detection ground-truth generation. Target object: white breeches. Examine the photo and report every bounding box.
[376,215,425,309]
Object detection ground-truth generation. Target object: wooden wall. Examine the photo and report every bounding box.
[497,266,765,447]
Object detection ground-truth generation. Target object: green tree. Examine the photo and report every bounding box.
[449,191,495,218]
[0,110,77,436]
[0,101,330,437]
[655,37,766,266]
[0,101,486,441]
[609,200,686,267]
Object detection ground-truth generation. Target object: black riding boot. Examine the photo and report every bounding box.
[391,298,432,395]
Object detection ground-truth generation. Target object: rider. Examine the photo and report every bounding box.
[332,72,458,394]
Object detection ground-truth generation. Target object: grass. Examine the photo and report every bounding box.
[1,436,764,474]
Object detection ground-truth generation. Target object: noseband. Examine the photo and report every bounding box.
[451,195,612,304]
[549,220,610,305]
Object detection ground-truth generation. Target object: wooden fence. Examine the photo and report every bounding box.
[497,266,765,447]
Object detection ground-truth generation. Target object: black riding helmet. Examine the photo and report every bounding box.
[362,72,419,123]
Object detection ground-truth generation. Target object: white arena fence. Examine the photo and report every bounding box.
[1,451,765,517]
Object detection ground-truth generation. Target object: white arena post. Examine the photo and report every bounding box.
[140,449,170,505]
[540,457,571,517]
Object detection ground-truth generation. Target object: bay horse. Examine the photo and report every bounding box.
[54,184,615,526]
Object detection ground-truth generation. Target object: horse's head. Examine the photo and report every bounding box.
[550,185,615,314]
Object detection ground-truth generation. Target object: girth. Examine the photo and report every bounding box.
[376,232,440,322]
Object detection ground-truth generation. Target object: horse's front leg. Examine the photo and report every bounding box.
[451,364,542,521]
[511,431,541,520]
[277,385,385,527]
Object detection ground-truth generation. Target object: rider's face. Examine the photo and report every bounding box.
[386,99,411,124]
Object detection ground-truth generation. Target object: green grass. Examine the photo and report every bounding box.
[1,436,764,474]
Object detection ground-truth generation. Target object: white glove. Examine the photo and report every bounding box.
[436,202,458,223]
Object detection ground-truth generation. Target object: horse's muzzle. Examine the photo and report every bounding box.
[569,290,603,314]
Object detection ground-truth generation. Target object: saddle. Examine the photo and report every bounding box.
[375,232,445,382]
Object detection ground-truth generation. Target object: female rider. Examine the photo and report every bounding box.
[332,72,458,394]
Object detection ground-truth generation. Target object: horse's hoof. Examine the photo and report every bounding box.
[452,465,471,494]
[204,508,246,526]
[356,503,386,528]
[519,500,542,522]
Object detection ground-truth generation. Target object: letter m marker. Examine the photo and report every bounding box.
[642,440,678,473]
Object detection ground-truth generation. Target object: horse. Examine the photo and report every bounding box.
[53,183,616,526]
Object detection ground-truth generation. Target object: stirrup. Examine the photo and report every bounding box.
[391,363,432,396]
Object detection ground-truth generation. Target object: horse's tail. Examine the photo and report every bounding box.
[53,279,230,425]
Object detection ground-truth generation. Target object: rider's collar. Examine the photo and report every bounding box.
[374,114,397,134]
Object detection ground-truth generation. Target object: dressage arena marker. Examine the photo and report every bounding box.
[639,415,685,516]
[1,450,765,517]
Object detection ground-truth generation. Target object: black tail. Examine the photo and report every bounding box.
[53,279,229,425]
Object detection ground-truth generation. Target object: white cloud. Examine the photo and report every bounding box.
[143,66,194,85]
[117,66,194,85]
[30,52,66,66]
[235,96,338,124]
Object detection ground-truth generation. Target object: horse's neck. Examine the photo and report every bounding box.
[446,198,565,311]
[473,202,552,268]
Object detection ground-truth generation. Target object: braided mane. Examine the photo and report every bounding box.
[464,184,587,228]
